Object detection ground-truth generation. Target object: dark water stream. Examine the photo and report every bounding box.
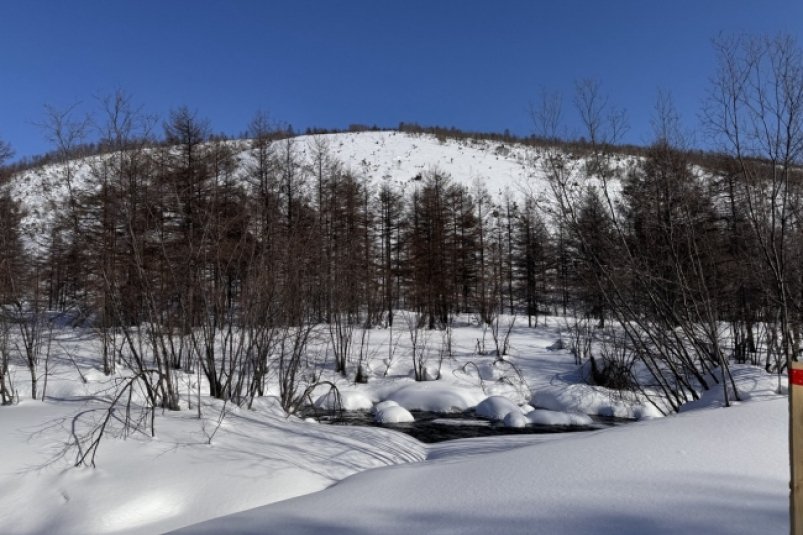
[304,409,625,443]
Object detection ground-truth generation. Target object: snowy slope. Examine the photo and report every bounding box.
[4,131,641,253]
[6,131,550,249]
[174,398,789,535]
[0,397,425,535]
[276,131,547,195]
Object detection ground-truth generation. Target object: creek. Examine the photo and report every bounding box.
[305,409,625,443]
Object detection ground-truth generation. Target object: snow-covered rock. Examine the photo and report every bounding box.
[527,409,593,426]
[315,390,373,411]
[533,383,661,420]
[374,405,415,424]
[385,383,485,413]
[475,395,522,421]
[371,400,401,414]
[502,410,529,428]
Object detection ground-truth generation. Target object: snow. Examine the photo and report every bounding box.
[533,383,662,420]
[527,408,594,426]
[248,395,289,417]
[0,314,790,535]
[6,131,633,255]
[0,396,425,535]
[315,389,374,411]
[502,410,529,428]
[281,131,545,198]
[425,434,569,461]
[175,398,789,535]
[0,318,791,535]
[373,405,415,424]
[371,400,401,413]
[678,365,784,412]
[383,382,486,413]
[474,395,522,421]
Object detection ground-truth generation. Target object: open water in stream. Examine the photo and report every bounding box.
[304,409,627,443]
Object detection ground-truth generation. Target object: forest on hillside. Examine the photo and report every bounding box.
[0,34,801,448]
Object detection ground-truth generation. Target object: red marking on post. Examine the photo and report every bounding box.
[791,368,803,386]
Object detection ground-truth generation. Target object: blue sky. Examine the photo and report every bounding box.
[1,0,802,160]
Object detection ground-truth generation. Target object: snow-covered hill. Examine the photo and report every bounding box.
[280,130,551,194]
[4,130,642,253]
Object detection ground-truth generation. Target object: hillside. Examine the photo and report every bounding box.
[5,130,643,253]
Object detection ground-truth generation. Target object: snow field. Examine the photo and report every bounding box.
[0,315,789,535]
[176,398,789,535]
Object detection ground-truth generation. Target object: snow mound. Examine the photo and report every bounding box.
[679,365,783,412]
[385,383,485,413]
[371,400,400,414]
[248,396,287,417]
[374,405,415,424]
[39,375,94,399]
[475,395,522,421]
[315,390,373,411]
[502,411,529,428]
[527,409,593,426]
[532,383,661,420]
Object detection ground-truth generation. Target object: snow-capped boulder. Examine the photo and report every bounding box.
[374,405,415,424]
[385,383,485,413]
[475,396,521,421]
[527,409,593,427]
[533,383,661,420]
[315,390,373,411]
[371,400,400,414]
[503,410,529,428]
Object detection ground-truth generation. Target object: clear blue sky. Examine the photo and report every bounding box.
[1,0,802,160]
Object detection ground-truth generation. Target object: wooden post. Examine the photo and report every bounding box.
[791,361,803,535]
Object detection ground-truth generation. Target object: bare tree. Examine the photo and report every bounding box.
[0,140,12,167]
[705,33,803,532]
[706,34,803,374]
[0,150,21,403]
[533,82,734,414]
[39,104,92,311]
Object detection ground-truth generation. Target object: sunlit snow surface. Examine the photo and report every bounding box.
[174,398,788,535]
[0,319,788,535]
